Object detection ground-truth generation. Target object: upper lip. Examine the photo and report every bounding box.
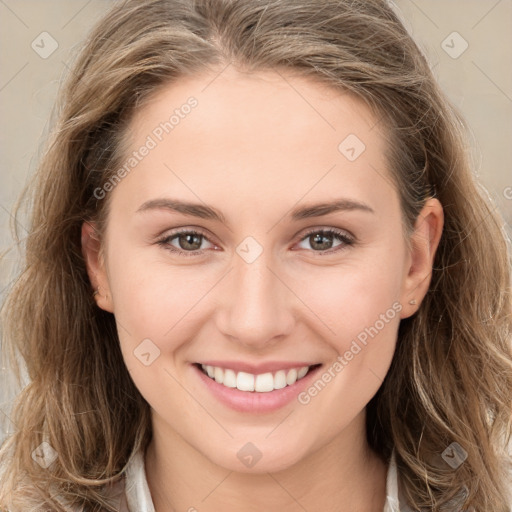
[196,361,320,374]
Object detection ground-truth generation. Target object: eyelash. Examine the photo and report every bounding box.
[156,227,355,258]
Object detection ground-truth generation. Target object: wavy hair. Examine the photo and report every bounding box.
[1,0,511,510]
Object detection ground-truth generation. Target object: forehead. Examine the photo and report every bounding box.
[128,66,385,153]
[112,67,396,219]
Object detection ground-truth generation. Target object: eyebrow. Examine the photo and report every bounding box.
[136,197,375,223]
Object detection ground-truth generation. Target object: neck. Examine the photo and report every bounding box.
[145,412,388,512]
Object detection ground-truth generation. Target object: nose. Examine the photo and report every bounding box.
[214,249,296,350]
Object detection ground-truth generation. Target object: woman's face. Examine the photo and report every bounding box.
[83,67,441,472]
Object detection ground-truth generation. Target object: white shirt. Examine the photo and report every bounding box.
[107,448,411,511]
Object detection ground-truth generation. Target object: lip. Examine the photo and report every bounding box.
[193,362,322,413]
[198,360,316,374]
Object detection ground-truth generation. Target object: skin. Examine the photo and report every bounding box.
[82,67,443,512]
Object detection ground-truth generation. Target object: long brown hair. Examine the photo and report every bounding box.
[1,0,511,510]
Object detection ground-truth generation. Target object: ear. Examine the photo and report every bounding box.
[400,198,444,319]
[81,221,114,313]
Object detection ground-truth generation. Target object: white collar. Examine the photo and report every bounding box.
[124,448,155,512]
[118,448,408,512]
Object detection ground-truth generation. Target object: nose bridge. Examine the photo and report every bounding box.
[215,246,294,347]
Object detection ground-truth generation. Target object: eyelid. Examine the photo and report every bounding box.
[292,226,355,255]
[156,225,356,256]
[298,226,355,243]
[156,227,217,256]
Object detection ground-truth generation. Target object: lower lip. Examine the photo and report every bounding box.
[193,364,322,413]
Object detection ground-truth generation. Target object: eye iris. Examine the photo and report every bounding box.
[179,233,202,251]
[310,232,333,250]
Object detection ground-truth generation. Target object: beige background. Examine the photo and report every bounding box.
[1,1,511,439]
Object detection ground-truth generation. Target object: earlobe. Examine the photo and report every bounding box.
[81,221,114,313]
[400,198,444,319]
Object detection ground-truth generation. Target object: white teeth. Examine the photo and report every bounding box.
[297,366,308,379]
[286,368,298,385]
[200,364,312,392]
[237,371,254,391]
[255,372,274,393]
[214,366,224,384]
[223,369,237,388]
[274,370,287,389]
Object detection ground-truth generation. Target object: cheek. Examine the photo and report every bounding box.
[109,258,201,410]
[295,270,401,438]
[108,234,404,355]
[106,239,207,336]
[293,251,404,344]
[292,253,403,400]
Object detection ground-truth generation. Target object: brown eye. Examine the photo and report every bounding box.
[296,229,354,253]
[175,232,203,251]
[157,229,215,256]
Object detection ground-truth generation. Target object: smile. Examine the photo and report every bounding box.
[193,361,323,413]
[200,364,312,392]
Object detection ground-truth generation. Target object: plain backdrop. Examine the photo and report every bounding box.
[0,0,511,441]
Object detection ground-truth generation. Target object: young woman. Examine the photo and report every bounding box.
[1,0,511,510]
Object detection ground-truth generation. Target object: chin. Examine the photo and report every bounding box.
[203,437,311,474]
